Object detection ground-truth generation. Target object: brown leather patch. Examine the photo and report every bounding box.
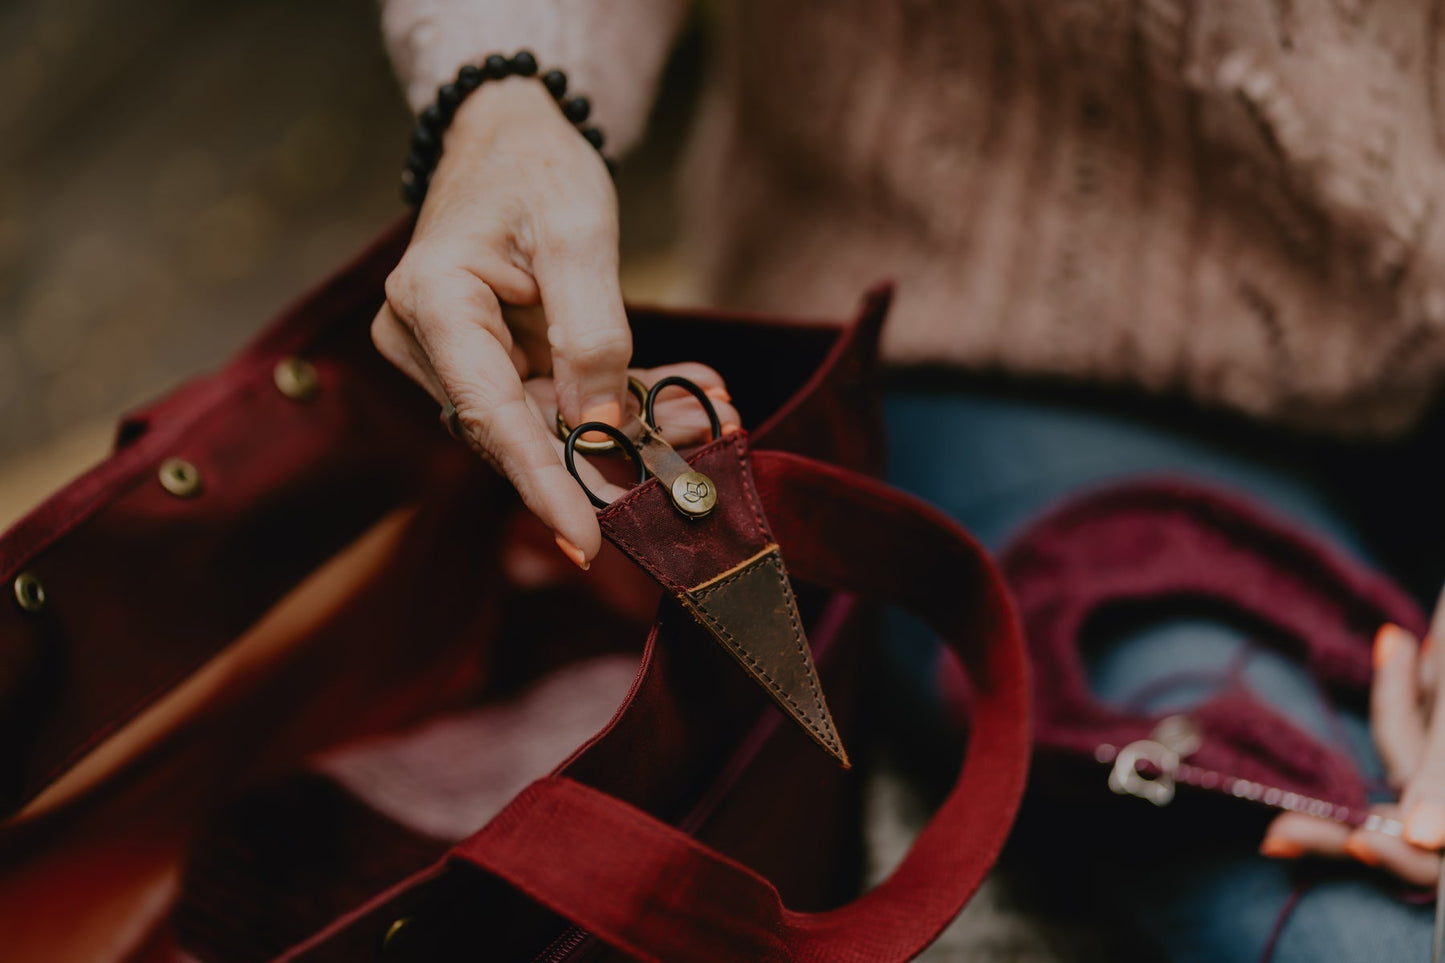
[684,547,848,766]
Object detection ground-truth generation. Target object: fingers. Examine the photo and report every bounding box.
[1420,583,1445,703]
[371,304,445,404]
[1259,806,1440,887]
[523,364,742,450]
[1403,609,1445,850]
[532,209,632,431]
[1343,807,1441,888]
[386,265,603,562]
[1260,811,1351,860]
[1371,623,1428,789]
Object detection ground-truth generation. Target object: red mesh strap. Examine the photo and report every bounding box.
[454,452,1030,963]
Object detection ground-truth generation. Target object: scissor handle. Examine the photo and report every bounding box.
[644,376,722,441]
[564,422,648,509]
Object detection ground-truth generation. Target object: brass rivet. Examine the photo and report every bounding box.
[13,572,46,613]
[380,916,414,956]
[158,457,203,498]
[273,357,319,401]
[670,470,717,518]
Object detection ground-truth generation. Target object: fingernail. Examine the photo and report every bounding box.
[705,386,732,404]
[1259,836,1306,859]
[1343,834,1381,866]
[1422,634,1434,660]
[581,400,623,428]
[1405,801,1445,849]
[554,534,590,572]
[1375,623,1407,669]
[721,422,740,436]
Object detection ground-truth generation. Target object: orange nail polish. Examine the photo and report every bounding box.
[1259,836,1306,859]
[1343,835,1381,866]
[1405,801,1445,849]
[581,400,623,428]
[705,386,732,404]
[1422,634,1435,660]
[1374,623,1405,669]
[721,422,741,436]
[554,534,590,572]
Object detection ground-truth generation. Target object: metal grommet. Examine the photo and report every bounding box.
[158,457,203,498]
[13,572,46,614]
[273,357,320,401]
[380,916,414,957]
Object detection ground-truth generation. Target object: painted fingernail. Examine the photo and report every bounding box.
[554,534,590,572]
[1343,834,1381,866]
[1405,801,1445,849]
[721,422,741,436]
[581,400,623,428]
[1374,623,1408,669]
[1422,634,1434,660]
[704,386,732,404]
[578,399,623,444]
[1259,836,1306,859]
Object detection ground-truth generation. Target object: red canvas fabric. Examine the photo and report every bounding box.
[0,222,1029,962]
[1002,478,1427,829]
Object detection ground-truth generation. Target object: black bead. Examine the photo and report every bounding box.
[437,83,462,110]
[419,104,444,131]
[457,64,482,91]
[484,54,511,79]
[580,126,604,150]
[541,69,567,99]
[562,96,590,124]
[510,50,538,76]
[401,178,424,205]
[411,125,439,156]
[405,150,429,176]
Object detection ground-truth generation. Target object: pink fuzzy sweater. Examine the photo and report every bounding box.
[384,0,1445,435]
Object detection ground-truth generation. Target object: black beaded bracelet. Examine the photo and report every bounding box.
[401,50,611,207]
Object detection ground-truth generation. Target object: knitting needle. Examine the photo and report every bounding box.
[1434,853,1445,963]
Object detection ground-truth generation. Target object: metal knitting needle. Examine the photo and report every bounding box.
[1433,855,1445,963]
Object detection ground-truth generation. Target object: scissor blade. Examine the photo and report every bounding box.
[683,545,850,768]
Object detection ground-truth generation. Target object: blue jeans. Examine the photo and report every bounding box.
[884,387,1432,963]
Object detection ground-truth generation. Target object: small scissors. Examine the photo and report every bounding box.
[558,375,723,518]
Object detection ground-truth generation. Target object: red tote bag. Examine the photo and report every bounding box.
[0,222,1029,963]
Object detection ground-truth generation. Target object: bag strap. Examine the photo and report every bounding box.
[452,451,1030,963]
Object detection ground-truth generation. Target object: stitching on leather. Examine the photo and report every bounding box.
[730,434,772,537]
[689,552,838,752]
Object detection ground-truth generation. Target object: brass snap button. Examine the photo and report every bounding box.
[670,470,717,518]
[380,916,414,957]
[12,572,46,613]
[274,357,320,401]
[158,458,203,498]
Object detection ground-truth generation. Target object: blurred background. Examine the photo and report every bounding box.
[0,0,694,526]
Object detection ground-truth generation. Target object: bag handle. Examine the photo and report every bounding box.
[454,452,1031,962]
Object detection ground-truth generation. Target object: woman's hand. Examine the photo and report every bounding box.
[371,77,642,567]
[1259,592,1445,886]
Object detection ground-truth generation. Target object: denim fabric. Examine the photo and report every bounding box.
[884,388,1431,963]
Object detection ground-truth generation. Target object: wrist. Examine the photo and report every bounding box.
[446,78,567,149]
[401,50,610,207]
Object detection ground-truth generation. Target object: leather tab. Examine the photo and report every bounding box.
[684,546,848,766]
[598,432,850,766]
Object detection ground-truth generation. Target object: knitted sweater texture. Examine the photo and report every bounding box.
[384,0,1445,435]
